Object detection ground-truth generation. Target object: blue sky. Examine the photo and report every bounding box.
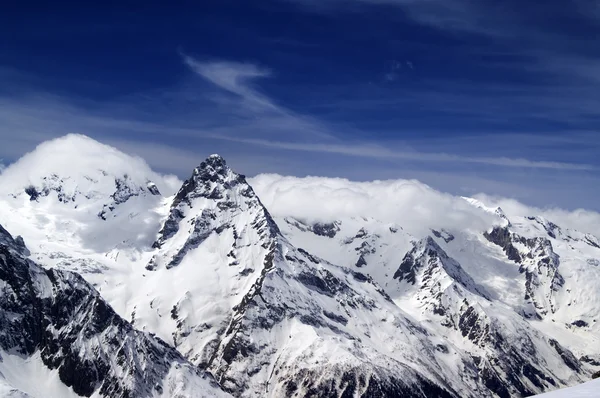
[1,1,599,210]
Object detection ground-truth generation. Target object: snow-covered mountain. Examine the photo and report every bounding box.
[0,222,228,398]
[1,134,599,397]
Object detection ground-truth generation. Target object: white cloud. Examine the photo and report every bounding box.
[0,134,182,196]
[2,134,599,242]
[182,56,273,108]
[473,193,600,238]
[250,173,600,239]
[181,55,337,140]
[249,173,497,237]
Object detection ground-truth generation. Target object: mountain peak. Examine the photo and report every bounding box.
[187,154,243,189]
[150,154,277,263]
[0,134,178,202]
[208,153,226,162]
[412,236,448,260]
[170,155,248,211]
[197,154,228,176]
[395,234,489,300]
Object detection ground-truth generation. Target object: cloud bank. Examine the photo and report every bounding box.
[1,134,599,242]
[473,193,600,239]
[250,173,600,239]
[0,134,182,196]
[249,173,497,237]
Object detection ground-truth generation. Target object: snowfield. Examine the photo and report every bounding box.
[0,134,599,397]
[533,378,600,397]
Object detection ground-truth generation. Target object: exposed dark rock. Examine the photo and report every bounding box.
[431,229,455,243]
[520,237,564,316]
[549,339,581,372]
[280,365,457,398]
[584,235,600,249]
[323,310,348,326]
[111,176,142,204]
[165,210,224,269]
[351,271,369,282]
[484,226,522,263]
[147,182,161,195]
[393,237,488,299]
[312,222,340,238]
[297,271,337,297]
[394,253,418,284]
[355,254,367,268]
[355,228,368,239]
[572,320,589,328]
[298,248,319,264]
[580,355,600,366]
[24,185,40,201]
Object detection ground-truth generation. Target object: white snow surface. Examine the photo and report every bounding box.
[532,378,600,397]
[1,134,600,397]
[0,352,78,398]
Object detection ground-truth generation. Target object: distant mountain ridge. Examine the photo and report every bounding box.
[0,134,598,397]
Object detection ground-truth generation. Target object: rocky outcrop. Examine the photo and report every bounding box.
[484,225,565,317]
[484,226,522,263]
[394,236,489,300]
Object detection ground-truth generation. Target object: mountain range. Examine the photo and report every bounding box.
[0,134,598,397]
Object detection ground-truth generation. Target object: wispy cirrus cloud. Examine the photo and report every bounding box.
[0,56,596,174]
[178,55,596,171]
[182,56,276,111]
[217,136,595,171]
[1,53,599,210]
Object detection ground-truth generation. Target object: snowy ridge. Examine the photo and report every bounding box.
[138,155,468,396]
[462,197,511,226]
[0,135,599,397]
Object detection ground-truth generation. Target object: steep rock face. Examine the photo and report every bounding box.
[484,226,564,318]
[0,223,29,256]
[149,154,278,267]
[446,298,582,398]
[393,238,584,398]
[484,226,523,263]
[205,242,463,398]
[0,224,228,398]
[393,236,489,304]
[518,237,564,317]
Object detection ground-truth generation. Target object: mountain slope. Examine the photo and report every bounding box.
[0,222,228,398]
[141,155,468,397]
[259,178,600,397]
